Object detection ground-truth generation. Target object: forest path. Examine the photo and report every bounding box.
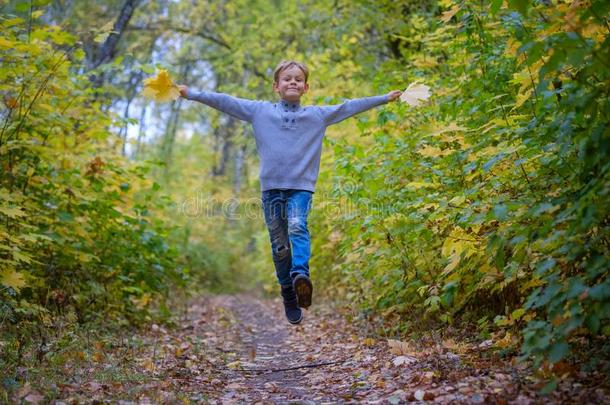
[48,294,608,404]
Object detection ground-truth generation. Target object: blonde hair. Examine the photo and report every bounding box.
[273,60,309,83]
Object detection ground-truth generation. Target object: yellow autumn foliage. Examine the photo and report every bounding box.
[0,269,27,292]
[142,69,180,102]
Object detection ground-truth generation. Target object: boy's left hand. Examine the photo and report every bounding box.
[177,84,189,98]
[387,90,403,102]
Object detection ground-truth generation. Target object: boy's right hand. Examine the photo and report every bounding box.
[177,85,189,98]
[387,90,403,102]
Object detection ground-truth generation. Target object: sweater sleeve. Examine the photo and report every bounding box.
[316,95,389,126]
[185,89,260,122]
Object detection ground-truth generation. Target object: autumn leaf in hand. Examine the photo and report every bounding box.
[142,70,180,102]
[400,82,431,107]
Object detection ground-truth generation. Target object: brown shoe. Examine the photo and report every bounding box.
[292,274,313,309]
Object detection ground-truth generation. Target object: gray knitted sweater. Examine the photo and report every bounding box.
[185,89,389,192]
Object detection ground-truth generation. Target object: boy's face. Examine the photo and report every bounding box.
[273,66,309,102]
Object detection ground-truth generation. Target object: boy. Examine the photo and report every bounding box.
[178,60,402,325]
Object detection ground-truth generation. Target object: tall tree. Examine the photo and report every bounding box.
[85,0,142,86]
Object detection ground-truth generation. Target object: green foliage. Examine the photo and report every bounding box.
[311,0,609,367]
[0,11,185,355]
[150,0,609,369]
[2,0,608,379]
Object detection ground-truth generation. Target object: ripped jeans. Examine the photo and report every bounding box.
[261,189,313,288]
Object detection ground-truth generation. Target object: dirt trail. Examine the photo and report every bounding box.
[45,294,609,403]
[193,294,361,403]
[176,295,608,404]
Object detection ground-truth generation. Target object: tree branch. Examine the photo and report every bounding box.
[89,0,141,70]
[128,23,232,50]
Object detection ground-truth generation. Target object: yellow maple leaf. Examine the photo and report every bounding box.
[505,38,521,57]
[400,82,431,107]
[429,122,467,136]
[142,358,155,371]
[513,88,533,110]
[417,144,449,157]
[0,37,15,49]
[362,337,376,346]
[131,292,151,309]
[0,206,26,218]
[0,269,27,292]
[142,70,180,102]
[440,4,461,23]
[405,181,440,189]
[387,339,416,356]
[412,56,439,69]
[92,351,105,363]
[227,360,241,370]
[443,253,461,274]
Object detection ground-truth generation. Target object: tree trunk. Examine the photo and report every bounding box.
[119,97,132,156]
[132,37,157,159]
[211,117,236,177]
[233,143,246,196]
[134,101,148,159]
[161,98,183,178]
[86,0,141,86]
[118,70,145,155]
[160,62,191,177]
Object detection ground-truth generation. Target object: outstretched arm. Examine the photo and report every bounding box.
[178,85,260,122]
[318,90,402,126]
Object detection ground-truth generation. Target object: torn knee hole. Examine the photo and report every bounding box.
[274,244,290,259]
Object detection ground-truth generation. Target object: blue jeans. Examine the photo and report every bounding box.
[261,189,313,288]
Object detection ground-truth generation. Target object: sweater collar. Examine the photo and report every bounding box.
[279,99,301,111]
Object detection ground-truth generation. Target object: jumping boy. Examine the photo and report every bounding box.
[178,60,402,325]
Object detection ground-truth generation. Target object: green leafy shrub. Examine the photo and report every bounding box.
[0,11,185,351]
[312,0,609,366]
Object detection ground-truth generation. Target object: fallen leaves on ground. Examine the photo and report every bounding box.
[9,294,610,403]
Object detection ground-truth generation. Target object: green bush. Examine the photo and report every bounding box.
[312,0,610,366]
[0,12,185,347]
